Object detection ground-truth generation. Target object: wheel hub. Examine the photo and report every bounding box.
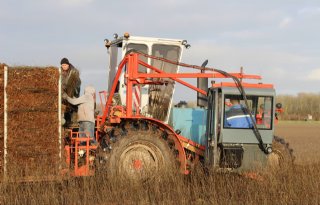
[118,141,165,179]
[132,159,143,170]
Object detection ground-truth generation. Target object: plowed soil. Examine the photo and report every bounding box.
[275,121,320,165]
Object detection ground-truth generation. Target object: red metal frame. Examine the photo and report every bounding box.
[98,52,271,174]
[101,53,264,124]
[65,131,98,176]
[102,56,128,122]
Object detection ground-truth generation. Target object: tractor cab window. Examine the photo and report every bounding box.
[108,45,122,92]
[151,44,181,74]
[224,95,273,130]
[255,96,273,129]
[147,44,181,121]
[127,43,148,73]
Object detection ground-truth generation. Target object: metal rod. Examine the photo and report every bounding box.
[4,66,8,178]
[137,72,261,79]
[213,90,219,168]
[58,67,62,170]
[139,61,208,95]
[101,56,128,123]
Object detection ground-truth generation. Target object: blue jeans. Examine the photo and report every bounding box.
[79,121,96,142]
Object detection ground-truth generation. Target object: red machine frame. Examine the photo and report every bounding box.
[64,130,98,176]
[64,52,274,176]
[101,53,263,123]
[96,52,268,174]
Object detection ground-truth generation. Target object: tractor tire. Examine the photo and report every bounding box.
[267,136,294,171]
[105,120,178,181]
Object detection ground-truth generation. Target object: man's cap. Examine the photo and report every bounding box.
[60,58,70,65]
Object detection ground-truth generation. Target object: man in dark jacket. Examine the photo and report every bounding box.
[61,57,81,97]
[60,57,81,126]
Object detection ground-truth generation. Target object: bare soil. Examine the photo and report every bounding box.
[275,121,320,165]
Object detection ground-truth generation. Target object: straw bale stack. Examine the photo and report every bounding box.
[5,66,60,177]
[0,64,5,178]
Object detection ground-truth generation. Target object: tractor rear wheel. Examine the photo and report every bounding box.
[105,121,177,181]
[267,136,294,170]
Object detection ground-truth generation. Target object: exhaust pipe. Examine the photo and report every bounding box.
[197,60,208,108]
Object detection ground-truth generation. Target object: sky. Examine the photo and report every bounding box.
[1,0,320,102]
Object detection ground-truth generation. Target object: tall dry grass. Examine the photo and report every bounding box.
[1,162,319,205]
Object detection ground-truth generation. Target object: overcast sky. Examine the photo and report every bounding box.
[1,0,319,102]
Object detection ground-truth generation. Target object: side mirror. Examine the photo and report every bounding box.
[201,59,208,68]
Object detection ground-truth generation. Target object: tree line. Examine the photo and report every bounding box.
[277,93,320,121]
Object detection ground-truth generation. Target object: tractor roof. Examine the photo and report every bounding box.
[217,85,275,96]
[106,33,185,48]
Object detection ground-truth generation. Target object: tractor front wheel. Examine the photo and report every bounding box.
[106,123,177,181]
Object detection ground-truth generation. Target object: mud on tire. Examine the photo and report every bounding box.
[267,136,294,171]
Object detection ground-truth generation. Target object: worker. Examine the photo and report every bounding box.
[61,57,81,97]
[224,96,254,128]
[60,57,81,126]
[63,85,97,145]
[256,104,264,124]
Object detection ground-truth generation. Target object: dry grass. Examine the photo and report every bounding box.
[1,164,319,205]
[0,121,319,204]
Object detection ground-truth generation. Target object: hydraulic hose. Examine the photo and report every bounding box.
[125,49,268,153]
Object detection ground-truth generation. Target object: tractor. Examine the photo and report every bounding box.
[63,33,294,179]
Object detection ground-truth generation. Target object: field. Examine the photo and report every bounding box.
[0,121,319,205]
[275,121,320,165]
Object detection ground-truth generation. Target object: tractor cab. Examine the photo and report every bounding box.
[206,83,276,171]
[104,33,189,122]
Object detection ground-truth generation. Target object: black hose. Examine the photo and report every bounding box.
[124,49,268,153]
[213,69,268,154]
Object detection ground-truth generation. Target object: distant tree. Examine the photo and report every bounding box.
[277,92,320,121]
